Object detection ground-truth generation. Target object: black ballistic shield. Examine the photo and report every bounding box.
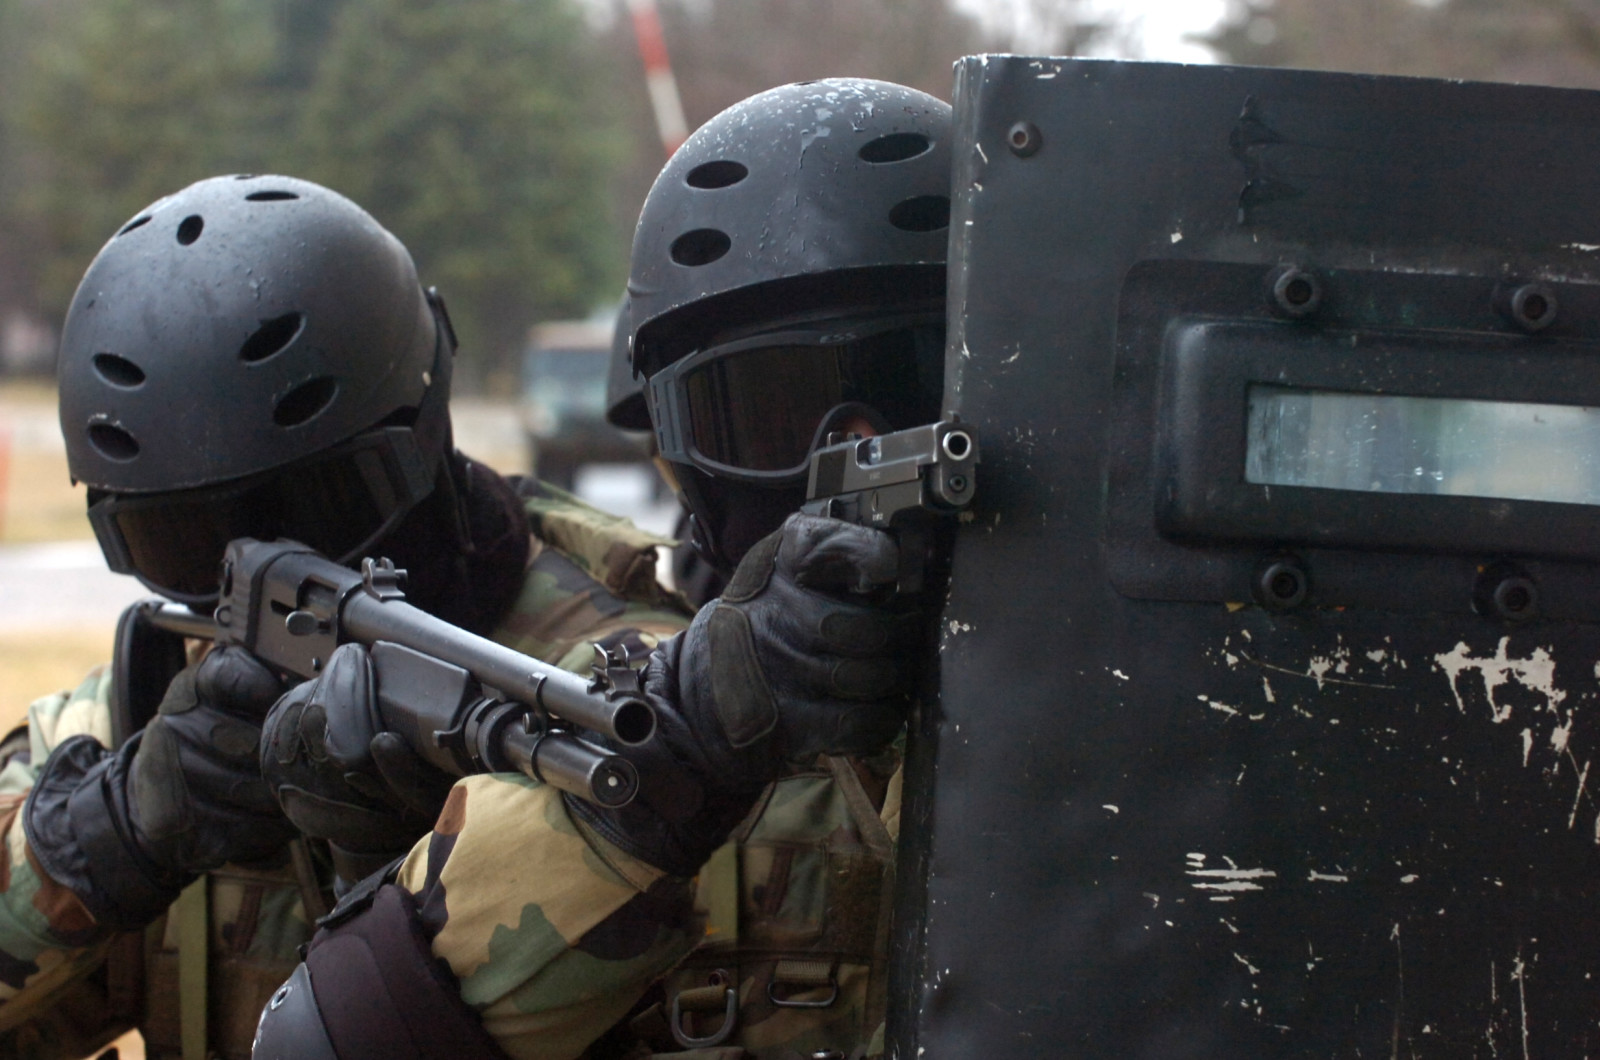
[893,58,1600,1057]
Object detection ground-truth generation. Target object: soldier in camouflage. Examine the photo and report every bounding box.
[249,78,953,1060]
[599,77,953,1059]
[0,175,692,1059]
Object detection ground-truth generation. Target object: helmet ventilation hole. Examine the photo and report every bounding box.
[87,422,140,461]
[859,132,933,163]
[686,160,749,189]
[92,353,146,388]
[246,190,300,202]
[117,216,152,237]
[176,215,204,245]
[670,229,732,266]
[274,377,338,427]
[888,195,951,233]
[240,312,306,363]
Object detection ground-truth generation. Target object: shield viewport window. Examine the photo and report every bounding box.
[1245,385,1600,507]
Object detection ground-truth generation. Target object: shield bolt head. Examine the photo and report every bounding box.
[1474,562,1540,623]
[1255,557,1308,610]
[1505,283,1557,333]
[1007,121,1042,158]
[1270,267,1322,318]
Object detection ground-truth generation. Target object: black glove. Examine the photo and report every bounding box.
[24,647,295,930]
[261,643,455,884]
[567,513,918,876]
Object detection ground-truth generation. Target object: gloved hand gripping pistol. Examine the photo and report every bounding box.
[142,539,654,808]
[800,419,980,592]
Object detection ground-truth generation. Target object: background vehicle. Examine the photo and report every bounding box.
[520,318,651,490]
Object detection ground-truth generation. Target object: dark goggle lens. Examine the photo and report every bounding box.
[682,325,943,473]
[109,492,259,598]
[97,444,405,600]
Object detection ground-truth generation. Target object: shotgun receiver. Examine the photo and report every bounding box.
[144,538,654,808]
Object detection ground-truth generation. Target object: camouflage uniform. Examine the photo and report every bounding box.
[0,484,900,1060]
[382,748,901,1060]
[0,485,689,1059]
[612,752,901,1059]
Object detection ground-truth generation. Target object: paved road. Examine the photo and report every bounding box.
[0,540,149,632]
[0,392,684,630]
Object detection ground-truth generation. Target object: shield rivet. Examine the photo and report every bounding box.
[1007,121,1042,158]
[1255,558,1308,610]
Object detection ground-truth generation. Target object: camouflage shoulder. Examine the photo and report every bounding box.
[15,668,114,785]
[516,480,679,603]
[493,483,692,668]
[494,571,688,676]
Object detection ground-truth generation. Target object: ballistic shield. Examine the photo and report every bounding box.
[894,57,1600,1057]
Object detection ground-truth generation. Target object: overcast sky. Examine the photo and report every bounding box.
[1121,0,1228,61]
[953,0,1230,63]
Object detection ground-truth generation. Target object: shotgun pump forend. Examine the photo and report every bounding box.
[148,538,655,808]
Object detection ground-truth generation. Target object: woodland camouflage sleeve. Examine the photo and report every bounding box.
[493,539,692,674]
[394,773,702,1060]
[404,502,703,1060]
[0,669,132,1057]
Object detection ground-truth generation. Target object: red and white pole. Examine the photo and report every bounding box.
[625,0,689,158]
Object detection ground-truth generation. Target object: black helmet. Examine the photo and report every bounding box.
[629,78,951,382]
[58,174,455,605]
[626,79,951,567]
[604,295,651,432]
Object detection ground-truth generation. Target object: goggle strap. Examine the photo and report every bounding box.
[650,371,691,466]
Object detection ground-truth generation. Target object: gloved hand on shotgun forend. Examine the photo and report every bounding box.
[259,643,457,887]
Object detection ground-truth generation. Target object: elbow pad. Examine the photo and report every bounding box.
[252,883,508,1060]
[252,963,340,1060]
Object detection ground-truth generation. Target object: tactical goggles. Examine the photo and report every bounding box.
[647,315,945,484]
[88,426,436,606]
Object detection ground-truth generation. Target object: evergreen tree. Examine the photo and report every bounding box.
[297,0,623,387]
[6,0,322,316]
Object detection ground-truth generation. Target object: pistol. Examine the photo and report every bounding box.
[800,419,979,592]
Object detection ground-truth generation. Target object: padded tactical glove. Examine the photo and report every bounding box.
[261,643,455,885]
[567,513,917,876]
[25,647,295,930]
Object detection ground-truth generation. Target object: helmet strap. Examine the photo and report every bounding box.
[370,451,529,634]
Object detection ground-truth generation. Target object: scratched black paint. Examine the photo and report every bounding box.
[892,57,1600,1058]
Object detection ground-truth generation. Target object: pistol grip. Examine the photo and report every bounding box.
[895,527,927,595]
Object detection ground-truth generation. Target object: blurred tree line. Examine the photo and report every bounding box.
[0,0,621,389]
[1206,0,1600,88]
[0,0,1104,390]
[5,0,1597,388]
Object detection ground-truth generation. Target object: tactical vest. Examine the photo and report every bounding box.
[628,753,899,1060]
